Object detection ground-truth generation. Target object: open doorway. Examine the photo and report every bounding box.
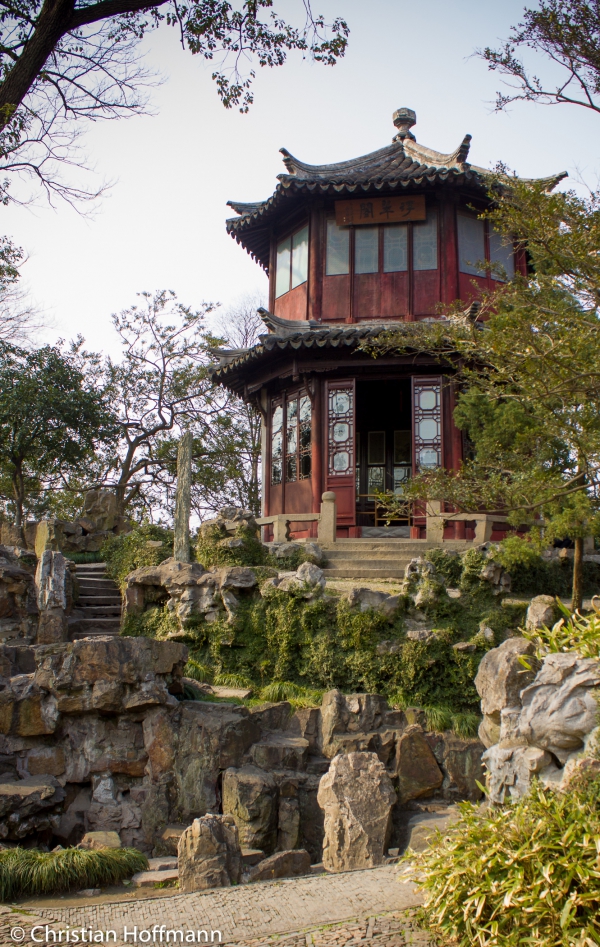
[355,379,412,535]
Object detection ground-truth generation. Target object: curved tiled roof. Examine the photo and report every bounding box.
[209,308,450,394]
[226,110,567,270]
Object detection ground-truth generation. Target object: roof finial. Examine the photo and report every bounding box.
[392,107,416,142]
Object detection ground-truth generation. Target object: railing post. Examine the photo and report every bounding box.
[318,492,337,544]
[273,515,289,543]
[426,500,444,543]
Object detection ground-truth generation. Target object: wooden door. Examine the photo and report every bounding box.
[412,377,443,472]
[325,379,356,528]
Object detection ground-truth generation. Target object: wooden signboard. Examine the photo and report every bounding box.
[335,194,426,226]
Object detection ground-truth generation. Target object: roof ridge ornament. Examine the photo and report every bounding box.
[257,307,320,335]
[392,107,416,142]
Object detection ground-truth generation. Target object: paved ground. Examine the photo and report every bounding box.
[227,910,432,947]
[6,866,423,946]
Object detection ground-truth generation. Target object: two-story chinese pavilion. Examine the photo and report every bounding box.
[211,108,565,540]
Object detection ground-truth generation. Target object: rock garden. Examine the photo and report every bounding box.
[0,498,599,947]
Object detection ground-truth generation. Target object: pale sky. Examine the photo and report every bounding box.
[4,0,598,357]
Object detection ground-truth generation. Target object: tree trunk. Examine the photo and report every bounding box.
[11,467,25,545]
[173,431,192,562]
[572,536,584,612]
[0,0,75,129]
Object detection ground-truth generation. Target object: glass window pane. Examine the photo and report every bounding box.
[299,395,311,422]
[300,453,311,478]
[368,466,384,492]
[291,226,309,288]
[489,229,515,281]
[457,214,485,276]
[368,431,385,464]
[326,220,350,275]
[272,405,283,434]
[413,209,438,271]
[355,227,379,274]
[393,466,411,495]
[286,455,297,482]
[272,431,282,457]
[275,236,291,297]
[394,430,411,464]
[383,225,408,272]
[287,399,298,424]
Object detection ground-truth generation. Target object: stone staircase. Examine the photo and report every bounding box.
[320,539,473,580]
[71,562,122,640]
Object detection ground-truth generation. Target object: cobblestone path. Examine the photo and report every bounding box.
[27,866,422,945]
[228,910,432,946]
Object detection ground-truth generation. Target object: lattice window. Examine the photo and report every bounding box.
[271,402,283,485]
[328,386,354,476]
[413,378,442,470]
[271,392,312,486]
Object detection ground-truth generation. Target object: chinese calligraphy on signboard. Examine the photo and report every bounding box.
[335,195,426,226]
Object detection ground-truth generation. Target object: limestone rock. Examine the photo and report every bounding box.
[280,561,326,593]
[55,787,91,845]
[0,775,65,840]
[222,765,278,854]
[345,588,402,620]
[474,637,536,722]
[317,751,396,872]
[403,808,459,853]
[479,560,511,594]
[79,489,127,534]
[303,543,324,563]
[178,813,242,893]
[483,743,558,804]
[395,726,444,804]
[172,703,260,824]
[0,548,38,644]
[478,714,501,749]
[220,567,258,590]
[526,595,558,631]
[35,552,71,613]
[78,830,121,850]
[518,652,600,762]
[438,734,485,801]
[319,690,389,759]
[248,848,311,882]
[250,734,309,771]
[271,542,302,559]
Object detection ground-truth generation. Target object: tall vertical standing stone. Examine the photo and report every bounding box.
[173,431,192,563]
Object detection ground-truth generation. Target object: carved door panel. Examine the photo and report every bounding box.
[412,377,443,472]
[325,379,356,527]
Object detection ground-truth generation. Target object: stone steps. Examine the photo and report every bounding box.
[323,560,410,581]
[71,564,122,640]
[319,539,473,581]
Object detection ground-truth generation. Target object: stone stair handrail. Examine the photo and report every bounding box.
[426,501,510,543]
[256,492,337,544]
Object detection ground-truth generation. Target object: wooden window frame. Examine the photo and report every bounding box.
[275,223,310,299]
[270,390,312,486]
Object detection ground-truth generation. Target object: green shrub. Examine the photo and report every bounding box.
[196,522,266,568]
[522,601,600,660]
[118,543,523,714]
[0,846,147,900]
[195,521,322,571]
[101,524,173,590]
[410,775,600,947]
[121,603,178,639]
[492,537,600,597]
[259,681,324,708]
[65,551,105,564]
[425,549,463,587]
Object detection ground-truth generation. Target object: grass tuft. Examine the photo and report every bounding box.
[0,847,148,900]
